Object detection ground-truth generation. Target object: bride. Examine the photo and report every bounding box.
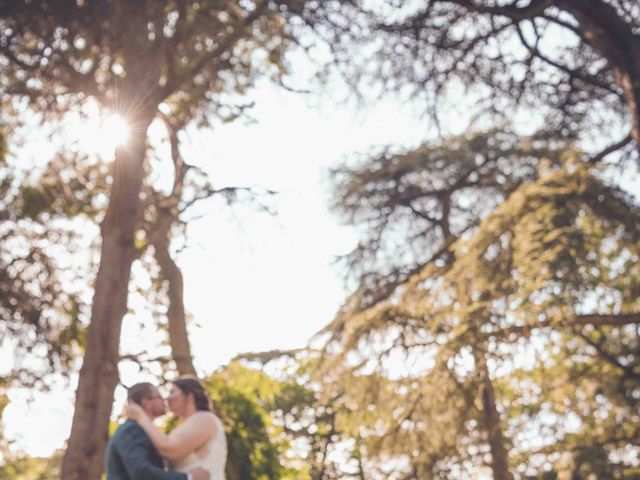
[127,376,227,480]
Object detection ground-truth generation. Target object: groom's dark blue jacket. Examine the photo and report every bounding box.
[105,419,187,480]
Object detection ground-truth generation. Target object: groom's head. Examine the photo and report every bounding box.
[128,382,166,418]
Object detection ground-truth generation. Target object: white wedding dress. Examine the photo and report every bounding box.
[173,414,227,480]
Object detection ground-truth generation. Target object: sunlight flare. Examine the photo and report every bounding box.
[76,111,132,159]
[103,113,131,147]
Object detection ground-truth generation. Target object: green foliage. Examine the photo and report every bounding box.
[0,450,62,480]
[204,363,301,480]
[0,133,86,386]
[17,154,110,221]
[198,358,379,480]
[0,393,7,419]
[0,129,5,159]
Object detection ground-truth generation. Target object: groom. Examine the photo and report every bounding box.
[105,382,209,480]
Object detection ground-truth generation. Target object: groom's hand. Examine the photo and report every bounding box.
[188,467,210,480]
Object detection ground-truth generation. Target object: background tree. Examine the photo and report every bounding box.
[206,362,300,480]
[0,127,87,391]
[0,2,311,478]
[308,0,639,161]
[297,2,640,476]
[224,351,370,480]
[321,131,640,478]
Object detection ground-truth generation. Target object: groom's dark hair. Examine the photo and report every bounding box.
[128,382,155,405]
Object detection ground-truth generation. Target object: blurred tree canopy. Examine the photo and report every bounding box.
[207,362,301,480]
[308,0,639,161]
[291,2,640,477]
[319,130,640,479]
[0,132,91,389]
[211,354,375,480]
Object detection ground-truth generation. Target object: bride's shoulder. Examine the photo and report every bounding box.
[189,410,217,425]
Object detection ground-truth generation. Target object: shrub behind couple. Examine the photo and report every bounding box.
[106,377,227,480]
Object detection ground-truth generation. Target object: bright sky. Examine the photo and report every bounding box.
[1,79,432,457]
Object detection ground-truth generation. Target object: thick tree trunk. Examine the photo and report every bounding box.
[151,209,197,377]
[227,463,242,480]
[61,115,153,480]
[60,4,164,476]
[477,353,512,480]
[615,61,640,148]
[465,0,640,155]
[558,0,640,152]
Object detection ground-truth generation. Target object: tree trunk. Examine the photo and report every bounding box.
[226,463,242,480]
[477,353,512,480]
[61,115,153,480]
[558,0,640,152]
[615,62,640,149]
[151,209,197,377]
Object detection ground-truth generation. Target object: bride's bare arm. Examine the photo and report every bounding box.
[128,405,216,461]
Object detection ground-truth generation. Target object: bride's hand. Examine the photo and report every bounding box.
[125,401,146,421]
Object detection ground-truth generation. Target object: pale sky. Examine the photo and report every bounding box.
[1,79,432,457]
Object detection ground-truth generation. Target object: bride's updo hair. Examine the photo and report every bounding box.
[172,376,211,411]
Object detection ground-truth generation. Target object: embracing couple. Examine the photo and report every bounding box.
[105,377,227,480]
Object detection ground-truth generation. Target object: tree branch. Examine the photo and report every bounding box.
[589,132,633,164]
[490,312,640,340]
